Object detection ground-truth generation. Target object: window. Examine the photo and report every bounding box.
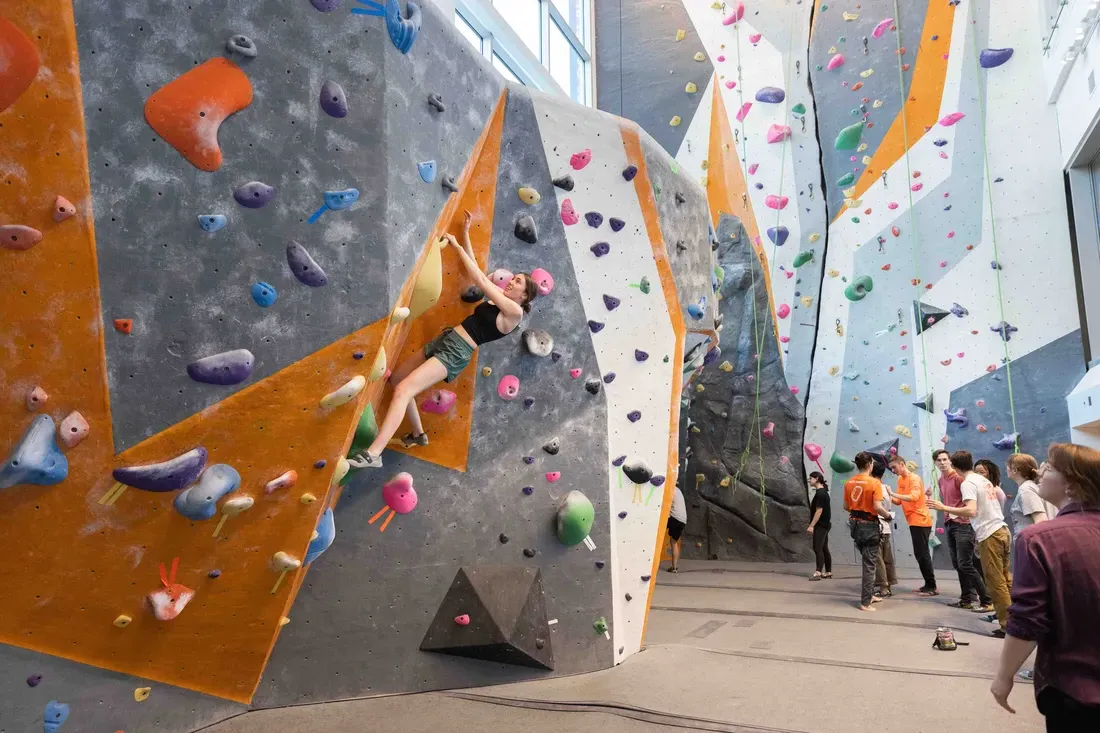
[455,0,592,105]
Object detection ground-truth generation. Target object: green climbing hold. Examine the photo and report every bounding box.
[821,4,828,10]
[347,405,378,457]
[639,276,651,294]
[844,275,874,301]
[593,617,609,634]
[670,162,680,174]
[663,355,670,363]
[838,35,846,42]
[835,121,865,150]
[791,102,807,115]
[556,490,595,546]
[836,172,855,186]
[851,217,860,223]
[793,250,815,268]
[816,64,823,70]
[829,451,856,473]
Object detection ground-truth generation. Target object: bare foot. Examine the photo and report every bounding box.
[859,605,877,612]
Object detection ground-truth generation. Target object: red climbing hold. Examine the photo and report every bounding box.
[144,58,253,172]
[454,614,470,626]
[891,226,900,237]
[881,264,891,271]
[0,17,39,115]
[114,319,133,335]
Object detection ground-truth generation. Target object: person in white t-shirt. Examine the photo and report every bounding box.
[1006,453,1057,549]
[666,485,687,573]
[931,450,1011,637]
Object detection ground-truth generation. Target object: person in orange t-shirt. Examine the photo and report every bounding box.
[844,452,893,611]
[886,454,938,596]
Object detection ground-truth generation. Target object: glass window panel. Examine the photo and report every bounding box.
[550,0,584,41]
[454,12,484,54]
[549,18,585,103]
[493,0,541,60]
[493,53,523,84]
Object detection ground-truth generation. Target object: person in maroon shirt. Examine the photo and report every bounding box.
[991,443,1100,731]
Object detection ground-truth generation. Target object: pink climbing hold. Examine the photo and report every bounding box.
[780,335,791,343]
[976,399,986,407]
[725,81,736,89]
[939,112,965,126]
[497,375,520,401]
[765,195,789,210]
[762,422,775,438]
[789,385,799,394]
[804,443,822,461]
[872,18,894,38]
[911,183,923,192]
[723,1,745,24]
[0,224,43,251]
[717,55,726,62]
[888,202,899,210]
[940,151,949,159]
[59,411,89,448]
[53,196,77,222]
[736,102,752,122]
[546,471,561,483]
[827,54,845,71]
[569,368,582,379]
[766,124,791,144]
[454,614,471,626]
[957,352,965,358]
[25,386,48,411]
[490,268,514,289]
[947,231,955,239]
[748,163,759,175]
[780,455,790,464]
[570,149,592,170]
[382,472,418,514]
[561,199,579,226]
[776,304,791,318]
[785,271,794,279]
[421,389,457,415]
[530,267,554,296]
[749,33,762,44]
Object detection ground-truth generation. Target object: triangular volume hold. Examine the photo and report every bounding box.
[913,301,952,334]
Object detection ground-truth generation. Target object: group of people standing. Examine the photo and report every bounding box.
[808,442,1099,730]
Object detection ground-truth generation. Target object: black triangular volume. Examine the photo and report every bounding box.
[913,301,952,334]
[913,393,934,412]
[419,566,554,670]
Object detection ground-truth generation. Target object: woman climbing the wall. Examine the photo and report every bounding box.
[348,211,538,469]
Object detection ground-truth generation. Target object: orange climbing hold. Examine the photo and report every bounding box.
[144,58,253,172]
[0,17,39,114]
[114,318,133,335]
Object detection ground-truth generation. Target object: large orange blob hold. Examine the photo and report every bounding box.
[143,57,253,172]
[0,16,40,114]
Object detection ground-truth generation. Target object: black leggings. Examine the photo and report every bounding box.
[1039,688,1100,732]
[813,525,832,572]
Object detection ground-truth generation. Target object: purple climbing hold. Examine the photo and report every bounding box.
[755,86,786,103]
[945,408,969,429]
[991,260,1003,270]
[703,347,720,366]
[26,674,42,687]
[603,372,616,384]
[603,294,621,310]
[523,397,535,409]
[640,574,652,582]
[522,486,534,495]
[233,181,276,208]
[618,511,628,519]
[287,241,329,287]
[634,349,649,362]
[991,321,1018,342]
[622,165,638,182]
[314,459,327,469]
[650,475,666,487]
[208,569,222,578]
[588,320,605,333]
[499,533,509,543]
[627,410,641,423]
[979,48,1014,69]
[933,139,948,147]
[353,351,365,360]
[311,0,342,10]
[187,349,254,386]
[523,548,536,558]
[319,80,348,118]
[993,432,1019,451]
[754,183,764,190]
[767,226,789,246]
[591,241,610,257]
[595,560,605,569]
[950,302,969,318]
[612,455,627,466]
[585,211,604,228]
[609,218,626,232]
[523,456,535,465]
[551,351,562,362]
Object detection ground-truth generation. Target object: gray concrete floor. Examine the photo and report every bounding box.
[204,561,1042,732]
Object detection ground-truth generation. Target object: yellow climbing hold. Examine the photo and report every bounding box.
[906,460,919,472]
[330,457,350,486]
[518,187,541,205]
[693,52,706,61]
[711,1,723,8]
[827,268,840,277]
[113,615,132,628]
[843,186,856,198]
[860,68,874,78]
[695,383,705,392]
[719,476,731,487]
[899,383,912,394]
[895,425,912,438]
[873,99,884,108]
[134,687,151,702]
[857,143,868,152]
[701,159,709,170]
[279,616,291,626]
[390,306,410,322]
[676,29,686,41]
[670,115,683,126]
[801,296,814,308]
[862,155,872,165]
[408,238,443,319]
[685,81,698,94]
[300,493,316,505]
[828,366,840,376]
[829,46,837,54]
[719,360,733,372]
[691,425,701,433]
[809,233,821,242]
[843,11,860,20]
[481,366,492,377]
[368,346,387,381]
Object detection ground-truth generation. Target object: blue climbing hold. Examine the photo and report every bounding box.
[523,456,535,465]
[634,350,649,362]
[687,296,707,320]
[622,165,638,181]
[945,408,969,429]
[0,415,68,489]
[588,320,605,333]
[993,432,1019,451]
[43,700,70,733]
[603,294,620,310]
[173,464,241,521]
[352,0,421,54]
[979,48,1014,69]
[755,86,786,103]
[603,372,616,384]
[767,226,789,246]
[305,508,336,564]
[417,160,437,183]
[309,188,360,223]
[522,486,534,495]
[198,214,227,233]
[251,282,278,307]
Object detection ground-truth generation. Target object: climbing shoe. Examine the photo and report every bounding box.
[348,451,383,469]
[971,603,995,613]
[401,432,429,448]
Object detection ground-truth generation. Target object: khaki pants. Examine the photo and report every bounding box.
[978,527,1013,628]
[874,534,897,591]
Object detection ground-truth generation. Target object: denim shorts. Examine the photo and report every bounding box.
[424,328,475,382]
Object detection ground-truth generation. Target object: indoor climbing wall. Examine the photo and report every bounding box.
[804,0,1084,568]
[1,2,703,731]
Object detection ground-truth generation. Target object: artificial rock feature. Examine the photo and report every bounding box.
[419,566,554,670]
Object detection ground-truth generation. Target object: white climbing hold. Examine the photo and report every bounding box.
[320,375,366,408]
[368,347,387,381]
[25,385,48,411]
[848,417,860,432]
[391,306,411,322]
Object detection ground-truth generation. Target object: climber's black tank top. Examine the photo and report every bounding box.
[460,302,508,345]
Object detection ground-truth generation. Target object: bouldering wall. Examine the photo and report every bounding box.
[804,0,1084,568]
[1,2,699,730]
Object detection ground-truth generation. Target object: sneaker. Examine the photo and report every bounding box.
[916,587,940,596]
[401,432,429,448]
[947,599,975,609]
[1018,669,1034,681]
[971,603,995,613]
[348,451,383,469]
[991,628,1007,639]
[982,614,998,623]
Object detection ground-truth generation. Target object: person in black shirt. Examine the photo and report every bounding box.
[807,471,833,579]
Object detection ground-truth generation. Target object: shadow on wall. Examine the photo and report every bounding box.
[683,214,811,562]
